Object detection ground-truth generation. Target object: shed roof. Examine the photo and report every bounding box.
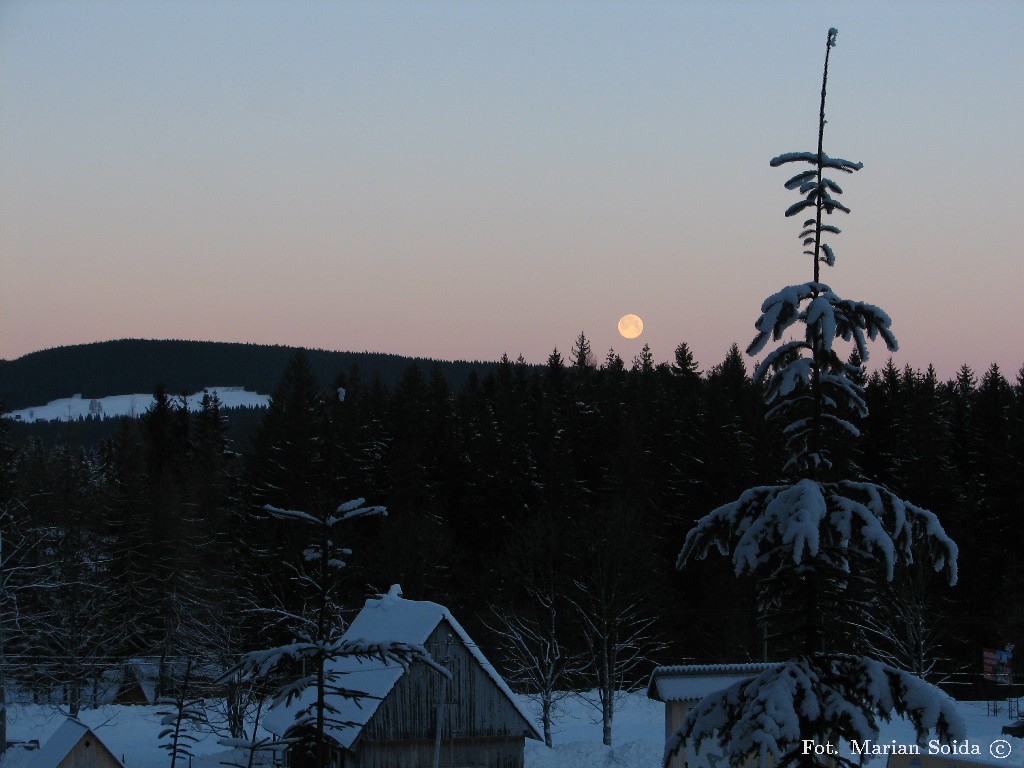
[264,585,540,748]
[647,663,777,703]
[29,718,124,768]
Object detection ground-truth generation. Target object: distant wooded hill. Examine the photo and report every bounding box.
[0,339,500,411]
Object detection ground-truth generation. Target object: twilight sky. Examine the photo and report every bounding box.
[2,1,1022,381]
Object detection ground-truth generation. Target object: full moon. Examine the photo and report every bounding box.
[617,314,644,339]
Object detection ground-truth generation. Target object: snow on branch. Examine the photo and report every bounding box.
[678,479,958,585]
[818,373,868,415]
[226,637,448,716]
[747,282,898,361]
[264,500,387,529]
[263,504,320,526]
[784,181,851,218]
[664,655,964,768]
[820,413,860,439]
[334,498,388,523]
[820,243,835,266]
[800,224,841,238]
[747,283,821,355]
[770,152,863,173]
[759,357,814,405]
[234,638,443,681]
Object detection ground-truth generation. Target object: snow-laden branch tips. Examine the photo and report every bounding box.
[336,498,388,521]
[678,479,958,586]
[748,282,898,362]
[664,656,964,768]
[263,499,386,529]
[770,154,863,239]
[770,152,862,172]
[230,638,449,695]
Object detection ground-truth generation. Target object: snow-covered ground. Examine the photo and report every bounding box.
[4,387,269,423]
[522,690,663,768]
[3,691,1023,768]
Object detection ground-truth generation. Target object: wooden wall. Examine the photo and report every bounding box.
[356,737,524,768]
[357,619,533,767]
[56,734,124,768]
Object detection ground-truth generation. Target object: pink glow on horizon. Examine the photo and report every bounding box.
[1,2,1022,384]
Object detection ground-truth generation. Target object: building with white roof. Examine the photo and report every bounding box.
[264,585,541,768]
[647,663,776,768]
[25,718,124,768]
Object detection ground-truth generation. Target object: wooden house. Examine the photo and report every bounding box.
[107,657,225,705]
[26,718,125,768]
[647,663,775,768]
[264,585,542,768]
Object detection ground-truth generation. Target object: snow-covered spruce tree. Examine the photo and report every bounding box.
[667,29,963,768]
[228,499,446,768]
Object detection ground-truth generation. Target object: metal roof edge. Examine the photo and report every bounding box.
[646,663,779,701]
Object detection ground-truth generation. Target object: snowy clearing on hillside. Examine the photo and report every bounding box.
[4,387,270,423]
[3,691,1023,768]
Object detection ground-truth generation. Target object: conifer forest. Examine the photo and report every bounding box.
[2,341,1022,714]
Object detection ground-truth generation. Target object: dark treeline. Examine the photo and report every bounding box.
[1,338,1022,718]
[6,403,268,452]
[0,338,500,411]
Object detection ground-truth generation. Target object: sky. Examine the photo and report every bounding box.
[2,1,1022,381]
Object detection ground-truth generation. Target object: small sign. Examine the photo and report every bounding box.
[983,645,1014,683]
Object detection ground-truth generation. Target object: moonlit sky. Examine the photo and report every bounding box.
[2,1,1022,380]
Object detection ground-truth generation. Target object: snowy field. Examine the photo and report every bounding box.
[4,387,270,423]
[4,691,1024,768]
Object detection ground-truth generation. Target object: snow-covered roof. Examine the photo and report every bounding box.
[0,746,36,768]
[647,663,777,703]
[264,585,540,748]
[29,718,124,768]
[128,659,160,704]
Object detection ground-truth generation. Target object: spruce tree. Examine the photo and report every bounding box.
[570,332,595,370]
[231,500,444,768]
[246,351,333,629]
[671,342,701,383]
[668,29,963,768]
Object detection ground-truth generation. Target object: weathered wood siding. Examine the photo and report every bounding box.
[664,701,691,768]
[357,620,532,768]
[55,734,124,768]
[356,736,524,768]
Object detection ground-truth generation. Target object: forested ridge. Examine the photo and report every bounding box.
[1,338,1022,719]
[0,338,498,411]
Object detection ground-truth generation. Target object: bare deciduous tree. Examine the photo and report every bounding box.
[569,506,665,747]
[485,586,583,747]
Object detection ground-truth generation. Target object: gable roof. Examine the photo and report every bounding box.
[263,585,540,747]
[647,663,777,703]
[29,718,124,768]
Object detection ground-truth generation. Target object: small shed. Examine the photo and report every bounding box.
[109,657,224,705]
[264,586,542,768]
[28,718,124,768]
[648,663,775,768]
